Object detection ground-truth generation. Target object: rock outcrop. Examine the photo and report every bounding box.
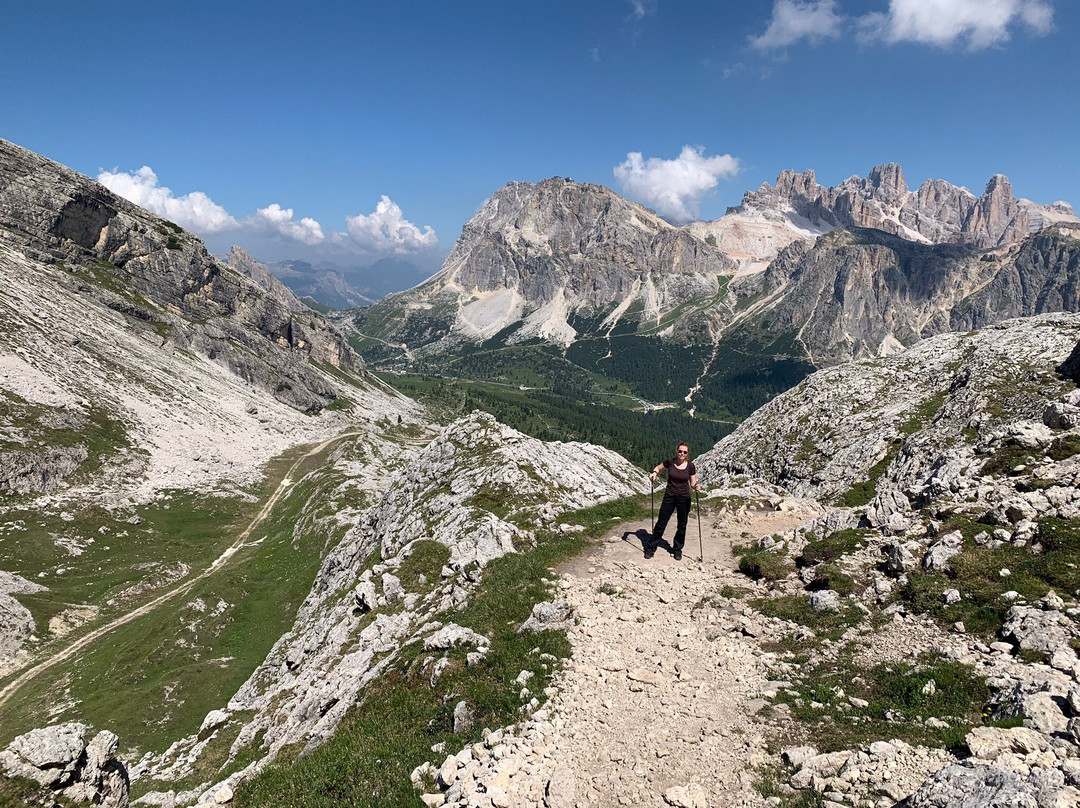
[0,723,129,806]
[697,312,1080,505]
[132,413,646,798]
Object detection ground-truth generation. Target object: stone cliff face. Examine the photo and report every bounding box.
[0,139,360,412]
[735,224,1080,365]
[739,163,1075,249]
[360,178,735,348]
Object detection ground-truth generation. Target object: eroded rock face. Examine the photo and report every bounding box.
[358,177,735,348]
[742,164,1075,249]
[0,723,129,806]
[0,138,360,412]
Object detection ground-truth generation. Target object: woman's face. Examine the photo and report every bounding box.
[676,445,689,461]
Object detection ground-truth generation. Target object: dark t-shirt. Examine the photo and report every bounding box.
[662,458,696,497]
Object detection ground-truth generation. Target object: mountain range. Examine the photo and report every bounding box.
[4,139,1080,808]
[348,165,1078,432]
[251,255,435,310]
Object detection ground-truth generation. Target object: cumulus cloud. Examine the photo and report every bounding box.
[750,0,845,50]
[98,166,239,233]
[344,196,439,254]
[858,0,1054,49]
[251,204,325,245]
[613,146,741,224]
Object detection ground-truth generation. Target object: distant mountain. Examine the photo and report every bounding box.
[253,255,435,310]
[354,177,735,351]
[351,256,434,300]
[260,258,373,309]
[349,166,1080,424]
[737,163,1075,249]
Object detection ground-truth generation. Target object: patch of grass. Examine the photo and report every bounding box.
[1048,433,1080,461]
[770,651,988,753]
[898,517,1080,636]
[836,446,899,507]
[798,529,872,566]
[808,563,855,596]
[752,595,863,640]
[396,540,451,591]
[980,442,1037,478]
[0,774,73,808]
[753,765,824,807]
[739,549,794,582]
[899,391,948,436]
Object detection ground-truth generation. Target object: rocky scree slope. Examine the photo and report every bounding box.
[696,311,1080,509]
[128,412,646,804]
[686,313,1080,806]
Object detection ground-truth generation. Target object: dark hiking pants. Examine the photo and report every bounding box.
[649,493,691,553]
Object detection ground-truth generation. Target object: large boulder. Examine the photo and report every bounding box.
[903,762,1078,808]
[0,723,128,806]
[1001,606,1080,657]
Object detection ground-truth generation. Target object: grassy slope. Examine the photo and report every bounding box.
[0,435,376,759]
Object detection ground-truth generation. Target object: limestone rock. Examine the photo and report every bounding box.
[904,761,1076,808]
[518,601,575,633]
[808,590,841,613]
[662,782,707,808]
[0,723,129,807]
[923,531,964,572]
[1001,606,1080,657]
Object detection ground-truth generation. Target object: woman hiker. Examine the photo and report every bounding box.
[645,442,700,561]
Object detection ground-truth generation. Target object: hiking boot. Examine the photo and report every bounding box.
[673,551,682,561]
[643,549,655,559]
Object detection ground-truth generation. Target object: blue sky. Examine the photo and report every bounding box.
[3,1,1076,284]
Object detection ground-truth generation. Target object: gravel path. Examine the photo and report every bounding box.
[425,504,819,808]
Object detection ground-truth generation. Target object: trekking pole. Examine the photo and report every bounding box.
[695,488,703,562]
[650,476,655,532]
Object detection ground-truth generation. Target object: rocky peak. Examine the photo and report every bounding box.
[226,246,305,313]
[372,177,734,346]
[737,162,1074,249]
[868,163,908,198]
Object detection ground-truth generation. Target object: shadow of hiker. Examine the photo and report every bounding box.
[622,529,672,556]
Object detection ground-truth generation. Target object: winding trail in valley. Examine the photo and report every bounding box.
[0,431,360,711]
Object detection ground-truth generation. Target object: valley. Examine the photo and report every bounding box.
[3,141,1080,808]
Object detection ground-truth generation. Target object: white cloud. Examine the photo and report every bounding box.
[101,166,437,257]
[251,204,325,246]
[857,0,1054,50]
[627,0,657,21]
[613,146,741,224]
[344,196,439,254]
[98,166,238,233]
[750,0,845,50]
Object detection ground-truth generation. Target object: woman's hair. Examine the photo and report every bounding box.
[677,442,690,453]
